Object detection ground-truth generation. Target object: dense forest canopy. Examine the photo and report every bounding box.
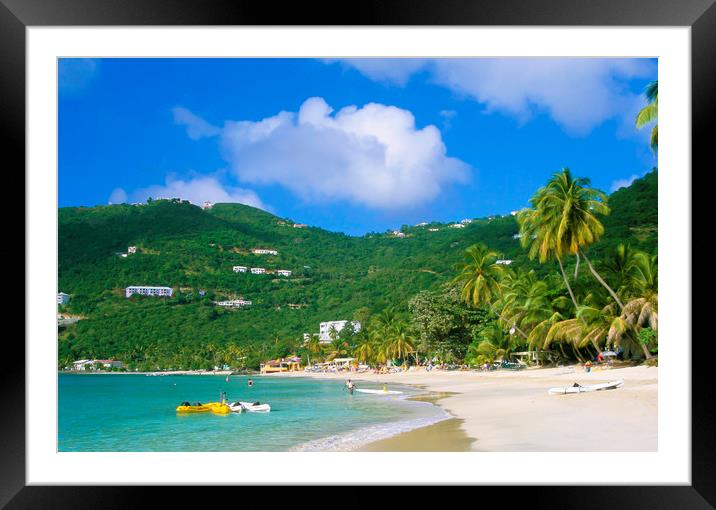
[58,169,657,370]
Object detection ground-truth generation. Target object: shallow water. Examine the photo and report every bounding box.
[58,374,449,451]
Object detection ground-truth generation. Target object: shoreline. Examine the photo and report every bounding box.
[269,364,658,452]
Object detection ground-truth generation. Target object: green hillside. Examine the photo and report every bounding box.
[58,170,657,369]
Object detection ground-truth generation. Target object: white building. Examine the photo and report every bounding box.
[127,246,137,254]
[415,222,428,226]
[318,320,362,343]
[392,230,406,238]
[513,233,522,239]
[461,218,473,224]
[428,228,439,232]
[450,223,465,229]
[233,266,248,273]
[293,223,308,229]
[202,201,214,210]
[251,267,266,274]
[72,359,123,371]
[496,259,513,265]
[125,286,173,298]
[215,299,252,308]
[252,249,278,255]
[57,292,71,305]
[276,269,292,276]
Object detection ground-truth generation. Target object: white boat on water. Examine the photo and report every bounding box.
[227,401,271,413]
[548,379,624,395]
[355,388,403,395]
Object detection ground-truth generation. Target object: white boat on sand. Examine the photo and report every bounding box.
[548,379,624,395]
[355,388,403,395]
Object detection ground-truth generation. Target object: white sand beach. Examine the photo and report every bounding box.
[272,365,657,452]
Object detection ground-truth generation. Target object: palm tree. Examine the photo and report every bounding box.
[472,322,512,362]
[635,80,658,152]
[353,336,376,365]
[382,321,416,361]
[519,168,623,310]
[452,243,528,339]
[619,252,658,359]
[304,334,323,365]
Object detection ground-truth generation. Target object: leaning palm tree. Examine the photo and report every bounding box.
[635,80,658,152]
[520,168,623,310]
[452,243,529,339]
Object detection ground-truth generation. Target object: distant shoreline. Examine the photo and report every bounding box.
[59,370,242,376]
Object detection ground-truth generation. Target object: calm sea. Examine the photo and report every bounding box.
[58,374,449,451]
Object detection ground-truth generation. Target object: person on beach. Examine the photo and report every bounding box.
[345,379,355,394]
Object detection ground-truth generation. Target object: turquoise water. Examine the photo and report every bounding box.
[58,374,449,451]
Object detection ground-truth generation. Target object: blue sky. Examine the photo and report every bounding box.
[59,58,657,235]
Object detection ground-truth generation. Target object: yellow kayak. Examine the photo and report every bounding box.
[176,401,212,413]
[176,401,231,414]
[207,402,231,415]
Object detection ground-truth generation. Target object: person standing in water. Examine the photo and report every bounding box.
[248,379,254,388]
[345,379,354,394]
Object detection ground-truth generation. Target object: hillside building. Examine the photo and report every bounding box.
[276,269,292,276]
[496,259,513,265]
[57,292,71,305]
[125,286,173,298]
[252,248,278,255]
[293,223,308,229]
[233,266,248,273]
[450,223,465,229]
[251,267,266,274]
[127,246,137,254]
[215,299,252,308]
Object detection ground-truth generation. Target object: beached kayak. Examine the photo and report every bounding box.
[228,401,271,413]
[548,379,624,395]
[355,388,403,395]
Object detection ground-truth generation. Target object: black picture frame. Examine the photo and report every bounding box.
[4,0,711,505]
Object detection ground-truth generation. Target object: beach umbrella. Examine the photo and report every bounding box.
[600,351,617,357]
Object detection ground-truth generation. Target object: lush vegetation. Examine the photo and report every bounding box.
[58,171,657,371]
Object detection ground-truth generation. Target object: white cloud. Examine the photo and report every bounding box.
[108,187,128,204]
[131,175,268,210]
[330,58,429,86]
[610,174,639,192]
[172,106,221,140]
[332,58,656,135]
[212,97,469,209]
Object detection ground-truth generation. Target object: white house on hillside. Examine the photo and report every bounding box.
[251,267,266,274]
[252,248,278,255]
[215,299,252,308]
[125,286,173,298]
[450,223,465,229]
[233,266,248,273]
[127,246,137,254]
[57,292,71,305]
[496,259,513,265]
[276,269,292,276]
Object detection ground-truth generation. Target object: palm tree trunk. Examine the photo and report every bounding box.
[557,255,579,310]
[579,249,624,310]
[640,342,653,360]
[489,304,528,340]
[574,252,580,280]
